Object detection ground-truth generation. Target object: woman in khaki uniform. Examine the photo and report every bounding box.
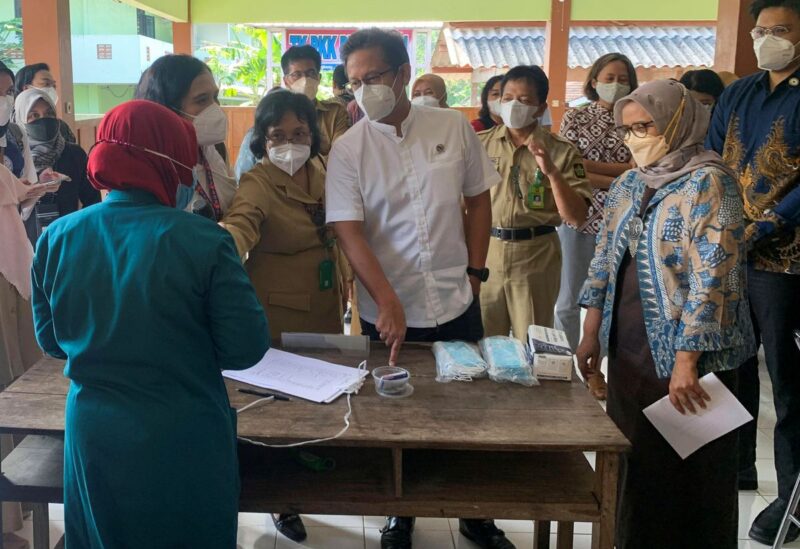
[222,89,343,346]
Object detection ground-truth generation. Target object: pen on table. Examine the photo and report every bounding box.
[237,388,291,401]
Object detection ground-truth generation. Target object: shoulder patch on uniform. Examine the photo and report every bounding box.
[574,164,587,179]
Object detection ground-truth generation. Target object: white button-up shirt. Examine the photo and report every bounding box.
[326,105,500,327]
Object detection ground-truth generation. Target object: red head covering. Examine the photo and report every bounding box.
[88,100,198,207]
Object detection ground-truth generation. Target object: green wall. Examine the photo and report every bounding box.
[572,0,718,21]
[190,0,718,24]
[155,16,173,42]
[119,0,187,22]
[75,84,135,115]
[71,0,138,35]
[190,0,550,24]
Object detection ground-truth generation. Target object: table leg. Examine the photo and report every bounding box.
[556,522,574,549]
[534,520,551,549]
[31,503,49,549]
[592,451,619,549]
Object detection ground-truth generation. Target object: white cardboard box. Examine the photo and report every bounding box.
[528,325,574,381]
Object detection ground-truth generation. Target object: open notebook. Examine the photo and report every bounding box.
[223,348,368,403]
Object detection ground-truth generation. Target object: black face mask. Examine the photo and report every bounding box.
[26,117,59,142]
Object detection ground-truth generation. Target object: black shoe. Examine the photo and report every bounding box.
[458,519,516,549]
[272,513,307,542]
[738,464,759,491]
[380,516,415,549]
[749,498,800,545]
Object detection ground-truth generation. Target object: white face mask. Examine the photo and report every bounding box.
[411,95,441,108]
[290,77,320,101]
[754,35,800,71]
[595,82,631,105]
[354,73,399,122]
[36,86,58,106]
[488,98,502,117]
[0,95,13,126]
[268,143,311,176]
[184,103,228,146]
[500,100,538,129]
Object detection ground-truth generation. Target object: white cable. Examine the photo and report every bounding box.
[236,360,367,449]
[236,396,274,414]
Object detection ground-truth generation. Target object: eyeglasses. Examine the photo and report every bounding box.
[346,68,395,92]
[267,130,311,146]
[615,122,657,140]
[286,68,320,82]
[750,25,791,40]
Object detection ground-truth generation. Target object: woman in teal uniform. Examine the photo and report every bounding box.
[30,100,270,549]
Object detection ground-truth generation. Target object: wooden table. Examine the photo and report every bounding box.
[0,344,629,549]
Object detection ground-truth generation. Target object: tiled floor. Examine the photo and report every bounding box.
[11,363,800,549]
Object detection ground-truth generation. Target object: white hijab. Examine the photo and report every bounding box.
[0,164,34,298]
[12,88,55,126]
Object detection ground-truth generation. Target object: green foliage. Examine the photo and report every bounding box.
[201,25,282,105]
[444,79,472,107]
[0,18,23,71]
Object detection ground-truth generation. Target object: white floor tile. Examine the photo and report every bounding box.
[366,527,454,549]
[739,539,800,549]
[548,533,593,549]
[583,452,596,470]
[237,523,277,549]
[756,429,775,460]
[47,504,64,521]
[452,529,532,548]
[277,527,364,549]
[303,515,364,529]
[492,520,534,534]
[238,512,274,527]
[365,516,451,530]
[737,494,770,540]
[15,520,65,549]
[755,459,779,497]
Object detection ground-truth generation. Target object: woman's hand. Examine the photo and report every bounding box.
[669,352,710,415]
[528,139,557,177]
[576,335,601,379]
[576,307,603,379]
[375,295,406,366]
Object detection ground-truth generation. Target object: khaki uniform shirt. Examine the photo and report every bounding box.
[478,124,592,228]
[316,99,350,157]
[221,157,343,340]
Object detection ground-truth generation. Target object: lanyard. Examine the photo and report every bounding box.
[196,150,223,221]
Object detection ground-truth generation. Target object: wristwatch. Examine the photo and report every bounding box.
[467,266,490,282]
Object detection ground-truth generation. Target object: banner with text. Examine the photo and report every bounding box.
[286,29,414,70]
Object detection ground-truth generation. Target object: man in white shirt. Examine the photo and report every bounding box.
[325,28,512,549]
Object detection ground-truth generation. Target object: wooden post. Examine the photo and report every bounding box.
[172,22,193,56]
[714,0,759,77]
[543,0,571,131]
[20,0,75,127]
[172,2,192,56]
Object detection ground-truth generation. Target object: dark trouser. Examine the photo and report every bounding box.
[737,309,761,474]
[739,265,800,501]
[361,297,484,344]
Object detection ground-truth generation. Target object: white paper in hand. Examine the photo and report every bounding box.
[643,373,752,459]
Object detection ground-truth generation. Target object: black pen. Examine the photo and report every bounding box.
[237,388,291,401]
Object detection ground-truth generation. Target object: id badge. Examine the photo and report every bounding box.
[319,259,334,291]
[526,169,545,210]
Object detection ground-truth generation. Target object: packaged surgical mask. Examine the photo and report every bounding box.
[411,95,441,108]
[595,82,631,104]
[290,77,320,101]
[479,336,539,387]
[625,133,670,167]
[500,100,538,129]
[754,35,800,71]
[184,103,228,146]
[268,143,311,176]
[432,341,488,383]
[354,74,398,122]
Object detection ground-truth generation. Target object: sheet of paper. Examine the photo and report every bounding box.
[643,373,752,459]
[223,348,368,403]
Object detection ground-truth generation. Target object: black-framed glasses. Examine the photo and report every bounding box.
[615,122,657,140]
[750,25,791,40]
[286,68,320,82]
[345,68,395,92]
[267,130,311,146]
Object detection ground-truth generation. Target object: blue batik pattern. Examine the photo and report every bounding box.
[580,168,755,378]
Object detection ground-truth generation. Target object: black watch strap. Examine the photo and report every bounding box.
[467,267,490,282]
